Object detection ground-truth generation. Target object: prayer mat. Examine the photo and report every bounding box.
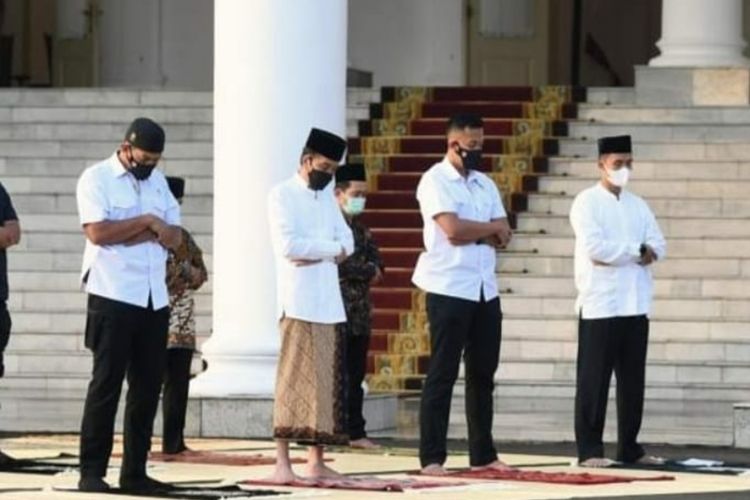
[53,484,286,498]
[243,476,467,492]
[616,458,750,476]
[0,457,77,475]
[325,445,421,456]
[143,450,330,466]
[419,468,675,485]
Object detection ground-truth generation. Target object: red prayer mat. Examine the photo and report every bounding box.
[422,468,675,485]
[242,476,467,492]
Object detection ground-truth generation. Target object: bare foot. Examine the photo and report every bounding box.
[350,438,381,450]
[262,465,302,485]
[471,459,514,472]
[421,463,449,476]
[637,455,666,465]
[578,457,617,468]
[305,462,344,479]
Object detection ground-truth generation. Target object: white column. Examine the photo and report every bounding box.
[190,0,348,396]
[650,0,750,67]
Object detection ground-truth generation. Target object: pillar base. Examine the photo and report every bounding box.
[636,66,750,106]
[179,394,398,439]
[734,403,750,448]
[189,354,277,397]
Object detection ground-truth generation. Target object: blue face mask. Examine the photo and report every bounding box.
[343,196,366,216]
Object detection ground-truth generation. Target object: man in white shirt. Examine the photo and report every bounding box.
[76,118,182,493]
[569,135,666,468]
[267,128,354,483]
[412,114,513,475]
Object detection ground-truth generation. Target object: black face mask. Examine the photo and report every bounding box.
[125,149,157,180]
[129,163,156,181]
[456,146,482,170]
[308,168,333,191]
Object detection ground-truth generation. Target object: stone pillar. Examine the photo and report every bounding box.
[650,0,749,67]
[190,0,348,397]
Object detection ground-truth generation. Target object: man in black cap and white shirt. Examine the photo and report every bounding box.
[267,127,353,483]
[76,117,182,492]
[570,135,666,468]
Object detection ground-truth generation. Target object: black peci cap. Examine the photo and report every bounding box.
[305,127,347,162]
[597,135,632,155]
[125,117,166,153]
[335,163,366,184]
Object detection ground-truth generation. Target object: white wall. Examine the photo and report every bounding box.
[55,0,213,89]
[348,0,465,86]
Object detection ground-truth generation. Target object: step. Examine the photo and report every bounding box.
[12,231,213,253]
[9,193,213,215]
[569,122,750,142]
[0,140,212,159]
[578,105,750,124]
[6,270,214,294]
[492,359,750,386]
[7,251,214,273]
[348,136,556,156]
[549,159,750,180]
[516,213,750,238]
[498,254,750,280]
[370,229,423,248]
[3,310,211,335]
[367,191,419,210]
[558,139,750,160]
[0,86,373,108]
[508,234,750,259]
[497,337,750,364]
[500,274,750,300]
[527,193,750,218]
[585,87,636,105]
[0,158,214,178]
[0,123,214,141]
[0,89,212,107]
[537,176,750,200]
[16,214,212,233]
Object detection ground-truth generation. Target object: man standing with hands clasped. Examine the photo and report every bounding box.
[570,135,666,468]
[412,113,513,475]
[267,127,354,483]
[76,118,181,493]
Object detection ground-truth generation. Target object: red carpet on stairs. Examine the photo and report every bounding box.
[351,85,584,393]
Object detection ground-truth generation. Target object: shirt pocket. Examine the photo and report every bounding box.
[109,194,140,221]
[144,191,168,219]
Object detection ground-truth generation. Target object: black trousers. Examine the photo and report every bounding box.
[346,334,371,440]
[161,348,193,454]
[575,315,649,463]
[79,294,169,481]
[0,301,11,378]
[419,292,501,468]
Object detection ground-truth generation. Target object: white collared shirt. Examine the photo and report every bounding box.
[412,158,507,302]
[570,183,666,319]
[268,174,354,324]
[77,153,181,309]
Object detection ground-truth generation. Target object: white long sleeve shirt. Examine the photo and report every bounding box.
[412,158,507,302]
[569,183,666,319]
[268,174,354,324]
[77,153,181,309]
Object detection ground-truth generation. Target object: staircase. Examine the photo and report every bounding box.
[352,86,750,446]
[0,87,748,448]
[351,86,583,392]
[454,88,750,446]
